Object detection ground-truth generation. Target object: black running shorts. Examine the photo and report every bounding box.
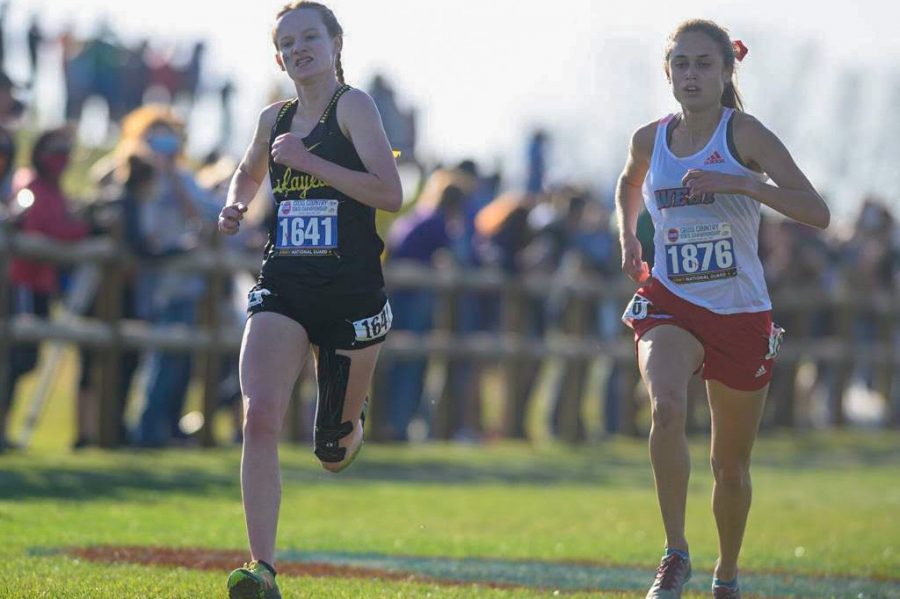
[246,278,392,350]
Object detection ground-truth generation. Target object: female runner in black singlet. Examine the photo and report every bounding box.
[218,3,401,597]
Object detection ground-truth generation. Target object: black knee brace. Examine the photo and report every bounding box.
[314,348,353,463]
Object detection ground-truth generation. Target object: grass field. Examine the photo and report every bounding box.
[2,422,898,598]
[0,353,896,597]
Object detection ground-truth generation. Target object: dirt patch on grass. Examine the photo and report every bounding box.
[68,546,524,591]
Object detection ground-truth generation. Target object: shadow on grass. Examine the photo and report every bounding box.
[323,454,650,488]
[0,464,235,502]
[1,432,896,502]
[752,430,900,469]
[0,448,655,502]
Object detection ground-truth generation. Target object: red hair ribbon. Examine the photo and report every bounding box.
[733,40,748,62]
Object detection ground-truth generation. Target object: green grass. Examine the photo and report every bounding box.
[1,433,898,598]
[1,353,898,597]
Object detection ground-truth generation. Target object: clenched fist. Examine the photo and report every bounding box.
[218,203,248,235]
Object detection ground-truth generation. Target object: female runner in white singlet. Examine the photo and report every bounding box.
[615,20,829,599]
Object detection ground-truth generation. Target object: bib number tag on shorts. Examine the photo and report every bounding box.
[275,199,338,256]
[352,300,393,342]
[766,323,786,359]
[621,293,650,326]
[665,222,737,284]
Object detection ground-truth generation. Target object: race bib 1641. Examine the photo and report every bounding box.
[275,199,338,256]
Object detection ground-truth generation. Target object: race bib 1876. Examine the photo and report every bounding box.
[275,199,338,256]
[665,222,738,284]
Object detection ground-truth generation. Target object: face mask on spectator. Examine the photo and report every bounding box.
[38,152,70,179]
[146,133,181,157]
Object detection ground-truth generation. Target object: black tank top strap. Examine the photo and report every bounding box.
[320,84,351,125]
[267,100,298,184]
[270,99,298,146]
[267,84,349,146]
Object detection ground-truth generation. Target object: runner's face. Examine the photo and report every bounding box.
[667,31,729,110]
[275,10,338,83]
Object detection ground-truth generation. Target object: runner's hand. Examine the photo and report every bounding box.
[621,235,650,284]
[682,169,749,198]
[271,133,313,171]
[218,203,247,235]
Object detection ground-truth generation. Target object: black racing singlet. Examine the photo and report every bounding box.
[261,84,385,293]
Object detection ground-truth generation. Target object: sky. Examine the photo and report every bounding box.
[6,0,900,216]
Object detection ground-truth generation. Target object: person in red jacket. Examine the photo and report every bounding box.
[1,127,89,451]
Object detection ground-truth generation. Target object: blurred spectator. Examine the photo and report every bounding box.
[119,40,151,123]
[59,26,205,131]
[369,74,417,163]
[762,216,837,426]
[526,129,548,194]
[436,160,486,440]
[1,127,89,451]
[60,26,92,123]
[475,190,544,438]
[72,154,156,449]
[0,71,26,130]
[177,41,206,106]
[100,105,218,447]
[0,1,7,72]
[843,198,896,390]
[27,15,42,87]
[515,188,598,440]
[0,125,15,208]
[384,170,466,440]
[543,194,622,438]
[476,191,538,273]
[218,80,235,151]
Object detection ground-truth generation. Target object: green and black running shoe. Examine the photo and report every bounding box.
[227,560,281,599]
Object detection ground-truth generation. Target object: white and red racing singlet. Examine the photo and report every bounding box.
[642,108,771,314]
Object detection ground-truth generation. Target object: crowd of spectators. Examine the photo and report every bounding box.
[0,13,897,452]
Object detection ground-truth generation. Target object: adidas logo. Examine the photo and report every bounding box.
[754,365,767,378]
[704,151,725,165]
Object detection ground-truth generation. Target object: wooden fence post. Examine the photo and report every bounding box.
[829,290,854,427]
[96,227,125,448]
[874,292,895,427]
[501,278,528,439]
[555,292,590,443]
[432,267,457,440]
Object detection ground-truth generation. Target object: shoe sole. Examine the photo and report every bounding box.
[331,438,364,473]
[330,400,368,474]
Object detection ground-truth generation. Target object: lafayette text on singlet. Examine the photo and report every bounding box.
[642,108,771,314]
[262,84,385,293]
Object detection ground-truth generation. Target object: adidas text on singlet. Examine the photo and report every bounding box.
[642,108,771,314]
[262,84,385,293]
